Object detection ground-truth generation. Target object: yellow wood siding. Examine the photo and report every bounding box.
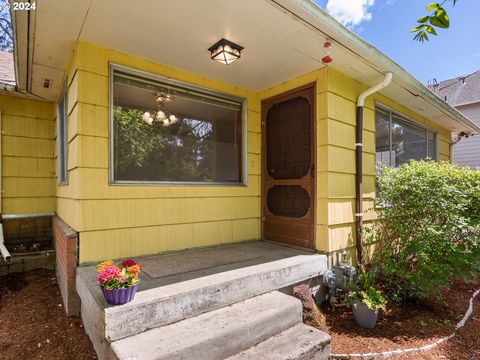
[0,94,55,215]
[50,41,454,264]
[60,42,261,263]
[323,68,452,262]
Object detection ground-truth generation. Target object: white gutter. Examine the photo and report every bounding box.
[0,81,17,92]
[357,72,393,107]
[2,212,55,220]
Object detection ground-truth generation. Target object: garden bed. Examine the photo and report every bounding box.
[325,275,480,359]
[0,269,96,360]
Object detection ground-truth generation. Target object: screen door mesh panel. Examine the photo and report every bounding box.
[266,97,311,179]
[267,185,310,218]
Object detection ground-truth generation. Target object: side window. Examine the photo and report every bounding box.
[56,83,68,184]
[375,107,437,169]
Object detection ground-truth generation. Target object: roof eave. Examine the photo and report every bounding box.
[278,0,480,134]
[10,6,29,91]
[448,99,480,108]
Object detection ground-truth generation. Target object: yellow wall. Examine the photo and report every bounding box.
[259,67,451,264]
[59,42,261,263]
[52,41,453,265]
[324,68,451,263]
[0,93,55,214]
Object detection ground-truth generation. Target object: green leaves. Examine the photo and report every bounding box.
[411,1,456,42]
[430,7,450,28]
[370,160,480,302]
[348,268,387,311]
[417,15,430,23]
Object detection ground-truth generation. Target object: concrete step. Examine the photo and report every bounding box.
[227,324,331,360]
[77,253,327,342]
[111,291,302,360]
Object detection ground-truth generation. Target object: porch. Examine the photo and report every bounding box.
[76,240,329,359]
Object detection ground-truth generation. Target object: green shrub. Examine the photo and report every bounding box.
[369,160,480,301]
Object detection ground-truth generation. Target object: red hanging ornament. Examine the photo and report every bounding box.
[322,55,333,64]
[322,40,333,64]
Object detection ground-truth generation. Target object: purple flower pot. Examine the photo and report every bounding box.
[101,284,138,305]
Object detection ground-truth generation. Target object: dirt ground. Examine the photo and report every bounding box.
[1,269,479,359]
[0,269,96,360]
[325,275,480,359]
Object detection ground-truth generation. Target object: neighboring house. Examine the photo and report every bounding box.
[0,51,15,87]
[1,1,479,358]
[431,70,480,168]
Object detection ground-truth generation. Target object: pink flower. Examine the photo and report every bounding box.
[121,259,137,267]
[97,265,120,283]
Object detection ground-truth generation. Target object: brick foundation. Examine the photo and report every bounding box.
[53,216,80,317]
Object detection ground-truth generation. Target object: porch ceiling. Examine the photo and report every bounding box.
[28,0,333,98]
[16,0,480,133]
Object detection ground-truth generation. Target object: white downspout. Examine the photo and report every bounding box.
[0,224,11,262]
[357,72,394,107]
[0,111,8,262]
[354,72,393,264]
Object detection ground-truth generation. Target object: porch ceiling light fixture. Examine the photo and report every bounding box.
[208,38,244,65]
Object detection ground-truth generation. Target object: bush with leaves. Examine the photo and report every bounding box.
[369,160,480,302]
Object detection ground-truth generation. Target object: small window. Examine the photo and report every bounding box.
[56,83,68,184]
[110,67,245,184]
[375,107,436,170]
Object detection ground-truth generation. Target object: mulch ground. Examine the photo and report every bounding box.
[1,269,479,359]
[0,269,96,360]
[324,274,480,359]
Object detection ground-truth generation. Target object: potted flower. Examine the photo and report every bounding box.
[96,259,141,305]
[348,267,386,329]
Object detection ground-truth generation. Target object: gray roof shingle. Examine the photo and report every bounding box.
[0,51,15,86]
[431,70,480,106]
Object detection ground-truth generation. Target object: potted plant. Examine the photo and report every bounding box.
[96,259,141,305]
[348,267,386,329]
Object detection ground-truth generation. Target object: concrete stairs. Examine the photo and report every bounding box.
[77,251,330,360]
[112,291,330,360]
[227,323,331,360]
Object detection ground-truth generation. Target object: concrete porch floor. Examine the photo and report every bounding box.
[78,240,316,295]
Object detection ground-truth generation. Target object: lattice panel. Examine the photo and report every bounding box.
[266,97,311,180]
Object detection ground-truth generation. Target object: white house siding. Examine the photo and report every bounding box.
[453,102,480,169]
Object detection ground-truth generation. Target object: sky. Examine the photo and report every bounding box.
[313,0,480,84]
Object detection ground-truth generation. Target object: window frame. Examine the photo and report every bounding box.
[108,63,248,186]
[56,81,68,185]
[375,104,438,168]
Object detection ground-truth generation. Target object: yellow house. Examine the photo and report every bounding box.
[2,0,478,330]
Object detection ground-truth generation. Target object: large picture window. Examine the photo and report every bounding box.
[375,107,437,169]
[110,67,245,184]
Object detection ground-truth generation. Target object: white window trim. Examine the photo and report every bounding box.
[108,63,248,186]
[56,82,68,185]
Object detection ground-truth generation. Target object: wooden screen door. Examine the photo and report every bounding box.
[261,85,315,249]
